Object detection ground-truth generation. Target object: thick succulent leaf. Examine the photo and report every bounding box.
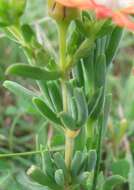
[94,54,106,88]
[111,159,130,179]
[88,87,103,119]
[74,88,88,126]
[71,151,83,177]
[97,20,113,38]
[103,175,126,190]
[102,94,112,135]
[67,21,84,56]
[3,80,36,99]
[6,64,61,81]
[59,112,77,130]
[27,166,59,189]
[87,150,97,172]
[74,127,86,151]
[44,151,55,178]
[106,27,123,66]
[47,81,62,112]
[53,152,67,177]
[69,97,78,122]
[3,80,37,113]
[75,172,90,185]
[33,98,62,126]
[38,81,54,110]
[21,24,36,43]
[73,60,84,88]
[72,38,95,66]
[54,169,64,187]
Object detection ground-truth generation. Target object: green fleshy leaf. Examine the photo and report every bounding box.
[111,159,130,179]
[27,166,59,189]
[103,175,126,190]
[88,87,104,119]
[75,172,89,185]
[87,150,97,172]
[106,27,123,66]
[71,151,83,177]
[54,169,64,187]
[21,24,36,43]
[72,38,95,66]
[33,98,62,126]
[94,54,106,88]
[53,152,67,177]
[74,88,88,126]
[3,80,36,100]
[59,112,77,130]
[44,151,55,178]
[47,81,62,112]
[74,127,86,151]
[6,64,61,81]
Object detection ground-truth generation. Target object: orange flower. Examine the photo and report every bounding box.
[55,0,134,30]
[53,0,92,8]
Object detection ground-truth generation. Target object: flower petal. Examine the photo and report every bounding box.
[112,12,134,30]
[55,0,93,8]
[121,6,134,14]
[55,0,134,31]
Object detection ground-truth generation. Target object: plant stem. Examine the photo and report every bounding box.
[65,133,74,169]
[92,115,104,190]
[0,150,42,158]
[0,147,64,158]
[59,23,67,73]
[58,23,75,170]
[9,113,21,151]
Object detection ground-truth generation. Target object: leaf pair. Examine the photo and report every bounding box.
[33,80,63,126]
[60,87,88,130]
[28,152,67,188]
[71,150,97,186]
[35,80,89,130]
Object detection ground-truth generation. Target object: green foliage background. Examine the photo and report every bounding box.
[0,0,134,190]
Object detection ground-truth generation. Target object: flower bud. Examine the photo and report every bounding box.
[48,0,79,25]
[0,0,26,26]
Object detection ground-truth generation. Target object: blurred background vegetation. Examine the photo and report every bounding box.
[0,0,134,189]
